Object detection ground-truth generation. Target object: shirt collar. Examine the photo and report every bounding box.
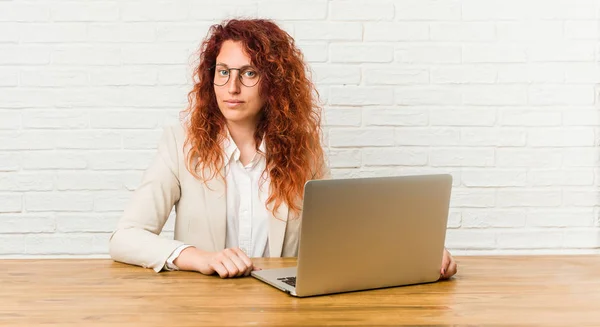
[222,127,266,165]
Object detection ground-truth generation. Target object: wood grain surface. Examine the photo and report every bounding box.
[1,256,599,326]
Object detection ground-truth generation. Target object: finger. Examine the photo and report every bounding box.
[219,257,241,278]
[447,260,458,277]
[441,260,450,276]
[220,249,243,277]
[441,258,457,280]
[227,253,249,277]
[232,248,254,275]
[440,251,450,275]
[226,248,251,277]
[209,262,229,278]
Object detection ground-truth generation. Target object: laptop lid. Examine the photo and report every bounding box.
[293,174,453,297]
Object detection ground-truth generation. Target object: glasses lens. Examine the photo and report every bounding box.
[239,68,260,87]
[213,66,229,86]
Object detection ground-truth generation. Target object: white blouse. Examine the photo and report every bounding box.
[164,132,270,270]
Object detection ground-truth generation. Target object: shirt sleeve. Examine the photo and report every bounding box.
[164,244,194,271]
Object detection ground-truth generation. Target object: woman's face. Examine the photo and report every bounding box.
[213,40,265,127]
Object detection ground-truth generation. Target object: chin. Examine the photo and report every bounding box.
[220,108,260,125]
[221,111,253,124]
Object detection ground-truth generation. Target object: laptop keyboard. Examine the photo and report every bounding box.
[277,276,296,287]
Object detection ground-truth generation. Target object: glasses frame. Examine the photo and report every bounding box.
[211,65,261,88]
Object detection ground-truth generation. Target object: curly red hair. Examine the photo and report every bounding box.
[182,19,325,216]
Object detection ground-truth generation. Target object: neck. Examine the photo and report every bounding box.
[226,120,257,149]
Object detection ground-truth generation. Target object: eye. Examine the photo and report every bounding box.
[242,70,257,78]
[218,69,229,76]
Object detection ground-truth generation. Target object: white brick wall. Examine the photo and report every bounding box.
[0,0,599,257]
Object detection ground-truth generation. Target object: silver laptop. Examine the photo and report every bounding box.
[251,174,453,297]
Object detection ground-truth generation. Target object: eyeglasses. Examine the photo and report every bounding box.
[212,64,260,87]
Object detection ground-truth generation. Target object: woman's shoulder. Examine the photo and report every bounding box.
[158,123,188,151]
[154,122,189,168]
[161,123,186,143]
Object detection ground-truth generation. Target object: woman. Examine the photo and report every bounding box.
[109,19,458,280]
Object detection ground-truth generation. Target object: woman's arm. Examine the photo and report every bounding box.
[109,125,185,272]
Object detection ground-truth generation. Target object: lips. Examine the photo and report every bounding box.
[224,99,244,108]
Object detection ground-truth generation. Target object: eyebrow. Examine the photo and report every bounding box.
[215,62,255,69]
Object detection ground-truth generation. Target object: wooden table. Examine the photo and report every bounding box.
[1,256,599,326]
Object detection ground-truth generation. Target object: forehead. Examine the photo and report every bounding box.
[216,40,252,66]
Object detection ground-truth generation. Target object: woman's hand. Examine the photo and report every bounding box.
[174,247,258,278]
[440,248,457,280]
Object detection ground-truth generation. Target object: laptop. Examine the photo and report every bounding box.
[251,174,453,297]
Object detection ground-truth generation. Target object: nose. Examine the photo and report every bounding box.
[227,70,241,94]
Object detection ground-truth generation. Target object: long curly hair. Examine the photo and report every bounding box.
[182,19,325,216]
